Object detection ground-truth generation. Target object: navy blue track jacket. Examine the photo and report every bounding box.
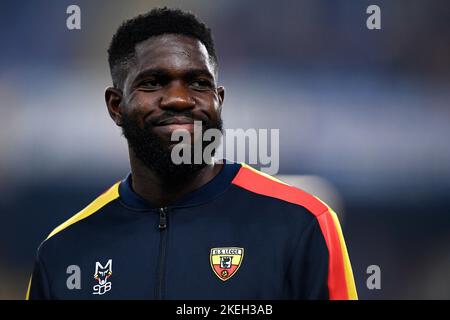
[27,161,357,300]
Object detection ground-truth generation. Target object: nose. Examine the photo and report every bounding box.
[160,81,195,111]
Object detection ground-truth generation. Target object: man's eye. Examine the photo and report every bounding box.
[190,80,211,90]
[140,80,162,89]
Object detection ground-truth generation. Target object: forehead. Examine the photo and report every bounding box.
[133,34,214,75]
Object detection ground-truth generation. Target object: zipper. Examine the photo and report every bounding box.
[159,207,167,229]
[156,207,168,299]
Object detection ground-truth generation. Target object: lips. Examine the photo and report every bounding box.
[152,116,198,137]
[155,117,195,126]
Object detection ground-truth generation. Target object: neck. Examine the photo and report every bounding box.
[129,152,223,208]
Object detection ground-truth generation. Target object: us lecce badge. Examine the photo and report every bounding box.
[210,247,244,281]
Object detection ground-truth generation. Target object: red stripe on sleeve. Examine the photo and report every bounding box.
[316,211,349,299]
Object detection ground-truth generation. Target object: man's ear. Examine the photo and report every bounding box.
[105,87,124,126]
[217,86,225,113]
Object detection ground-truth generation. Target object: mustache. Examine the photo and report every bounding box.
[146,110,209,127]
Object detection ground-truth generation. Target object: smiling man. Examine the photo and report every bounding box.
[26,7,357,300]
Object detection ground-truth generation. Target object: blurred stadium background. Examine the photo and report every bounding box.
[1,0,449,299]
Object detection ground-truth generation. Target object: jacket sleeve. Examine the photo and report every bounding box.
[314,207,358,300]
[26,248,52,300]
[288,217,329,299]
[289,209,358,300]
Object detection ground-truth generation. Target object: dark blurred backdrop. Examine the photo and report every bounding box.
[0,0,449,299]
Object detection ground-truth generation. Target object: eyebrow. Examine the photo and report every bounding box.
[132,68,214,85]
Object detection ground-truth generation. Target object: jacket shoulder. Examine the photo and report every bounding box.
[231,163,329,216]
[44,181,121,242]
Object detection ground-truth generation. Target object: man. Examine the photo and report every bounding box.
[26,7,357,300]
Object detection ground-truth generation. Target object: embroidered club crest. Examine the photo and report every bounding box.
[210,247,244,281]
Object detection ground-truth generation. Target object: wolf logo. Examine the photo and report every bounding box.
[92,259,112,295]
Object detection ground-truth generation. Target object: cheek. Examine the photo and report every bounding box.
[196,92,221,115]
[126,91,160,113]
[122,93,160,129]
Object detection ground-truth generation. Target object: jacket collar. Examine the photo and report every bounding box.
[118,160,242,211]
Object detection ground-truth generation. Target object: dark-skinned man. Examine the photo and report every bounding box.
[27,7,357,300]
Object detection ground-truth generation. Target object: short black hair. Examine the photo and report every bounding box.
[108,7,218,89]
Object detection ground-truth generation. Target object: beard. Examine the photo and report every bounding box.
[121,110,223,185]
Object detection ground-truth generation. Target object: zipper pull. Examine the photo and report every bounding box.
[159,207,167,230]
